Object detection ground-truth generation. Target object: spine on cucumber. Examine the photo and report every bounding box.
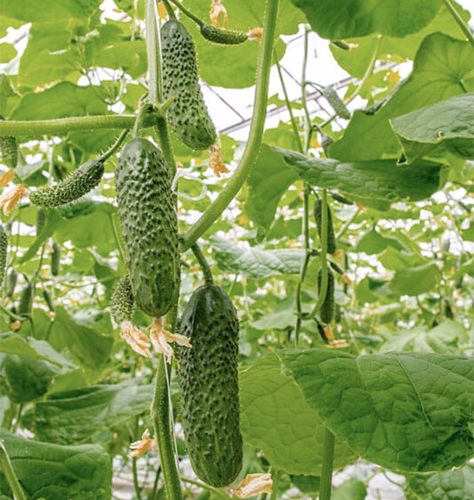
[177,284,243,487]
[161,20,216,150]
[115,138,179,318]
[30,159,104,207]
[111,275,134,325]
[314,199,337,254]
[200,24,248,45]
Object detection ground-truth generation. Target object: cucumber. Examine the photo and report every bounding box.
[51,242,60,277]
[320,86,350,119]
[161,20,217,150]
[318,268,335,325]
[177,284,242,487]
[111,275,134,325]
[30,159,104,207]
[314,199,336,254]
[115,138,179,318]
[43,289,55,312]
[18,281,34,318]
[0,118,18,170]
[200,24,248,45]
[36,207,46,235]
[0,224,7,289]
[5,268,17,298]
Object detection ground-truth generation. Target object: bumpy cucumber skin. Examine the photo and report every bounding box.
[30,160,104,207]
[177,284,243,487]
[111,275,134,325]
[318,268,335,325]
[0,136,18,169]
[115,139,179,318]
[43,289,55,312]
[18,282,34,317]
[314,199,336,254]
[0,224,7,289]
[161,20,216,150]
[36,207,46,235]
[200,24,248,45]
[5,268,17,298]
[51,242,60,277]
[321,86,350,119]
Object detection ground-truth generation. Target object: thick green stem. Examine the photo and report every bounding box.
[191,243,214,284]
[152,357,182,500]
[0,441,28,500]
[146,0,163,104]
[168,0,202,25]
[101,129,129,161]
[181,0,280,251]
[155,118,176,179]
[0,114,146,137]
[181,477,229,500]
[310,190,328,319]
[319,429,335,500]
[442,0,474,47]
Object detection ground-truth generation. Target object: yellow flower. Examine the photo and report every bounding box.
[120,321,152,358]
[0,184,26,215]
[128,429,155,458]
[0,169,14,187]
[329,339,349,348]
[247,27,263,42]
[226,473,273,498]
[209,145,228,177]
[149,317,191,363]
[210,0,227,28]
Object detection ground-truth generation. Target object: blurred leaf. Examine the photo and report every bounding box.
[290,0,441,39]
[378,246,428,271]
[357,227,406,255]
[0,44,17,63]
[0,428,111,500]
[406,464,474,500]
[34,379,153,444]
[389,262,441,296]
[330,33,474,161]
[211,235,304,279]
[333,479,367,500]
[240,354,356,475]
[280,349,474,472]
[391,94,474,163]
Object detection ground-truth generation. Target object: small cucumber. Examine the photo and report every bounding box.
[0,224,7,289]
[314,199,337,254]
[111,275,134,325]
[318,268,335,325]
[36,207,46,235]
[0,118,18,170]
[30,159,104,207]
[200,24,248,45]
[43,289,55,312]
[51,242,60,277]
[161,20,217,150]
[320,86,350,119]
[177,284,243,487]
[5,268,17,298]
[18,281,34,318]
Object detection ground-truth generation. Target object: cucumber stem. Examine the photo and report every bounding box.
[0,440,28,500]
[168,0,204,27]
[191,243,214,284]
[181,0,280,251]
[319,428,335,500]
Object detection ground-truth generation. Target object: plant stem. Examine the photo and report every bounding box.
[0,440,28,500]
[132,457,143,500]
[168,0,202,26]
[151,466,162,500]
[442,0,474,47]
[319,428,335,500]
[100,129,129,161]
[310,190,328,319]
[181,0,280,251]
[190,243,214,284]
[181,477,229,500]
[146,0,163,104]
[151,356,182,500]
[0,114,148,137]
[271,469,280,500]
[155,118,176,179]
[0,304,24,322]
[110,214,127,265]
[336,208,360,240]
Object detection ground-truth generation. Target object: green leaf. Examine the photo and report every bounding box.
[11,82,107,121]
[0,44,17,64]
[34,379,153,444]
[390,94,474,163]
[211,235,304,279]
[240,354,356,475]
[289,0,441,39]
[333,479,367,500]
[406,464,474,500]
[330,33,474,161]
[0,333,63,364]
[245,144,298,230]
[0,428,111,500]
[47,306,113,372]
[356,227,406,255]
[378,246,428,271]
[279,349,474,473]
[272,146,446,203]
[380,320,468,353]
[389,262,441,296]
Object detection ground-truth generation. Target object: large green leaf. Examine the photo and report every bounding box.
[0,333,63,364]
[34,379,153,444]
[356,227,406,255]
[279,349,474,473]
[333,479,367,500]
[406,464,474,500]
[330,33,474,161]
[211,235,304,278]
[272,146,446,203]
[240,354,356,475]
[0,428,111,500]
[289,0,441,39]
[390,94,474,163]
[389,262,441,296]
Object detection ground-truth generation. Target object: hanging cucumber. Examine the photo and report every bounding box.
[161,19,217,150]
[18,281,34,318]
[320,86,350,119]
[43,289,55,312]
[177,284,243,487]
[0,224,7,289]
[5,268,17,298]
[314,199,337,254]
[115,138,179,318]
[318,267,335,325]
[36,207,46,235]
[111,276,134,325]
[200,24,248,45]
[51,242,60,277]
[0,117,18,169]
